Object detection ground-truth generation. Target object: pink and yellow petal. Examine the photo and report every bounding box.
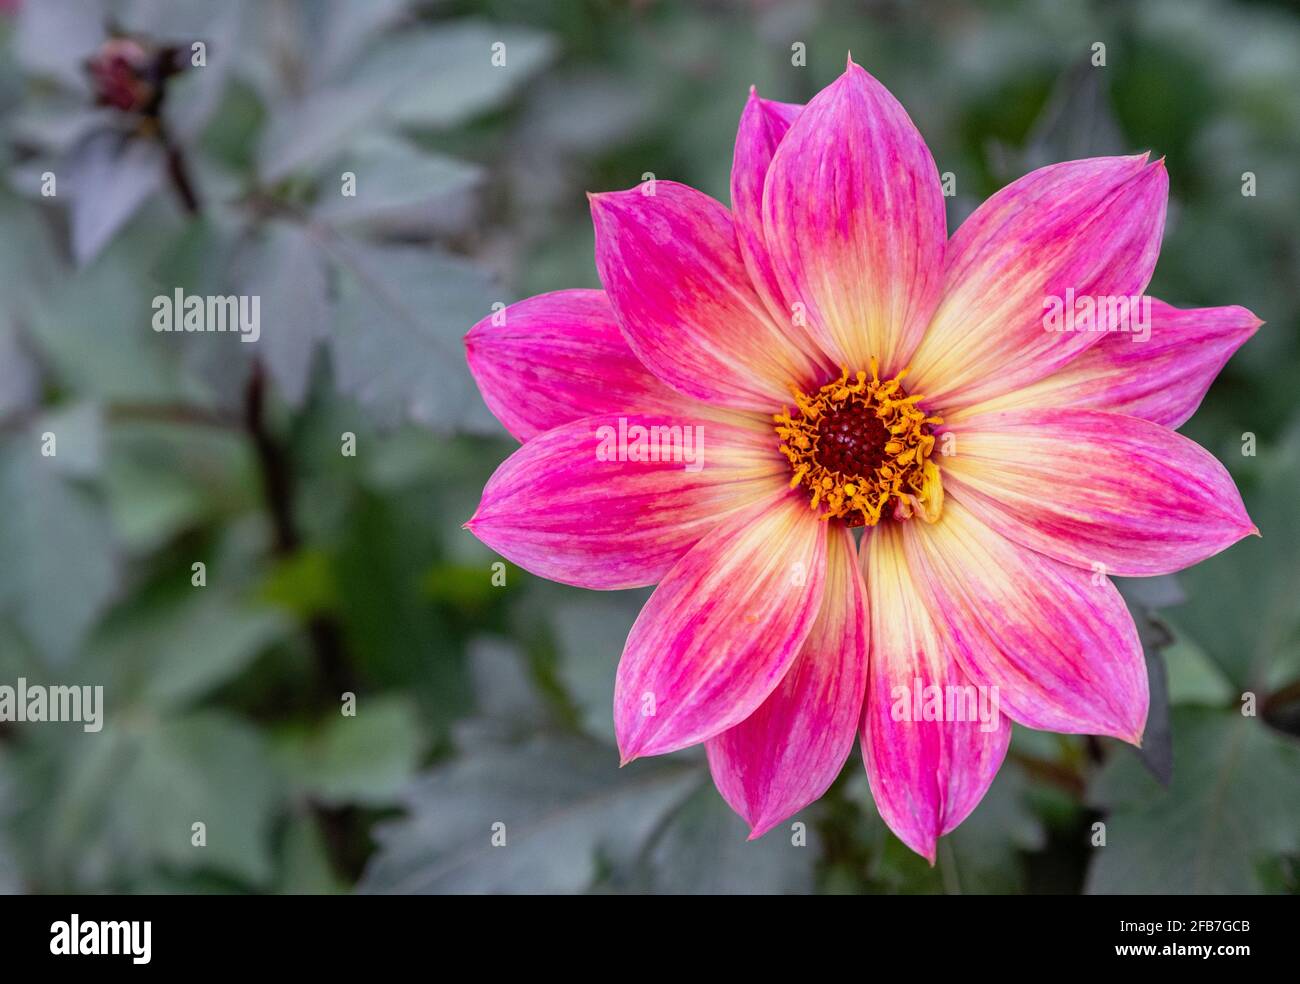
[939,407,1256,577]
[901,497,1149,742]
[944,300,1262,430]
[909,155,1168,412]
[859,522,1010,862]
[761,60,946,375]
[730,89,803,328]
[465,289,708,442]
[706,523,868,839]
[616,493,827,761]
[467,410,783,590]
[590,181,826,411]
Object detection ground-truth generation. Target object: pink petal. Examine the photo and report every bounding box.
[590,181,827,412]
[859,521,1010,863]
[730,89,803,326]
[465,289,706,442]
[467,410,784,590]
[901,497,1149,742]
[940,407,1256,577]
[946,300,1262,430]
[706,524,868,839]
[615,493,827,760]
[909,155,1168,412]
[762,59,946,375]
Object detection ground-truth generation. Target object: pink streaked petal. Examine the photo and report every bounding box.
[901,497,1149,742]
[940,407,1256,577]
[467,410,785,590]
[730,89,804,327]
[909,155,1169,412]
[590,182,827,411]
[762,59,946,375]
[946,300,1262,430]
[706,524,867,839]
[616,494,827,761]
[859,522,1010,863]
[465,289,706,442]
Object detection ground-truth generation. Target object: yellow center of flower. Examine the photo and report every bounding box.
[774,360,944,527]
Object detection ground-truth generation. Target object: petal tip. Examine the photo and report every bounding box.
[463,325,487,359]
[918,839,938,866]
[616,726,643,767]
[744,814,783,841]
[1111,718,1147,748]
[891,826,938,864]
[587,185,647,217]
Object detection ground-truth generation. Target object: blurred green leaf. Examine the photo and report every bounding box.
[13,0,105,89]
[1086,708,1300,894]
[360,21,555,130]
[259,547,338,617]
[103,421,255,553]
[359,736,697,894]
[67,130,168,266]
[0,193,60,417]
[41,710,279,889]
[309,0,414,84]
[625,783,816,894]
[312,134,480,236]
[548,588,648,745]
[235,220,332,406]
[257,20,550,182]
[1167,426,1300,696]
[81,576,289,712]
[0,749,21,893]
[274,694,424,808]
[34,401,103,479]
[28,230,199,402]
[333,488,472,731]
[276,811,346,895]
[0,433,116,664]
[325,237,498,433]
[256,80,395,184]
[465,635,547,731]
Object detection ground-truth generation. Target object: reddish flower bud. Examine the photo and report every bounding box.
[85,37,182,116]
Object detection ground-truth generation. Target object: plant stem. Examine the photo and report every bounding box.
[160,122,201,215]
[241,361,368,881]
[162,128,366,879]
[241,361,356,697]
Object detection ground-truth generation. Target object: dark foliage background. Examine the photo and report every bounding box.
[0,0,1296,894]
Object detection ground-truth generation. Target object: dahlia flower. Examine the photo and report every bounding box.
[465,58,1259,860]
